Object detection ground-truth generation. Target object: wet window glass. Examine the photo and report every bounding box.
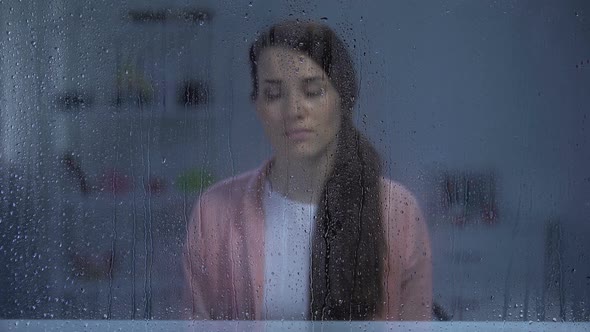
[1,0,589,327]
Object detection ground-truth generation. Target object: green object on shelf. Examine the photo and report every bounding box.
[175,169,214,193]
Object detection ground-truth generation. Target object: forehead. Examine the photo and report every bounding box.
[257,46,327,79]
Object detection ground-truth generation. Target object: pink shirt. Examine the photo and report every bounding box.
[181,161,433,320]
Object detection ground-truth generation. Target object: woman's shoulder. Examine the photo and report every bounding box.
[187,165,267,238]
[378,177,420,209]
[198,167,262,205]
[378,177,431,266]
[378,177,426,230]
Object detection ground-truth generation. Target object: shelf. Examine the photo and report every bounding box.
[59,105,214,121]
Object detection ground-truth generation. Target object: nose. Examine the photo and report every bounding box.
[284,92,306,120]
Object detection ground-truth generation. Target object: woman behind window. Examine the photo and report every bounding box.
[181,20,432,321]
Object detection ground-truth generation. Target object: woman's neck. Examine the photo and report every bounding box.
[268,152,334,205]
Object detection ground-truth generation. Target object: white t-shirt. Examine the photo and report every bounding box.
[261,180,317,320]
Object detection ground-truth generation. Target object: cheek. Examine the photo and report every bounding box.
[256,105,282,135]
[255,103,273,124]
[323,98,342,133]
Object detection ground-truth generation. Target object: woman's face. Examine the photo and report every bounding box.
[255,46,342,162]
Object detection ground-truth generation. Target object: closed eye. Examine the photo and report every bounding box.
[263,87,281,101]
[265,91,281,101]
[305,88,325,98]
[302,77,326,99]
[262,80,282,102]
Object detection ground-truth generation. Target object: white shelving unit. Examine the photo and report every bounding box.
[51,4,218,319]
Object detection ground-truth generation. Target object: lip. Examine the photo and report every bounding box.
[285,128,313,140]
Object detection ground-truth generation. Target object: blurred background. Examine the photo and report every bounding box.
[0,0,588,321]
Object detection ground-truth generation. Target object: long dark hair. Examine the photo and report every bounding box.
[250,20,385,320]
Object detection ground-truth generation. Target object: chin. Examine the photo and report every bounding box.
[286,146,327,161]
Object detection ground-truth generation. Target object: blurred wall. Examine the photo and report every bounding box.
[1,0,588,320]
